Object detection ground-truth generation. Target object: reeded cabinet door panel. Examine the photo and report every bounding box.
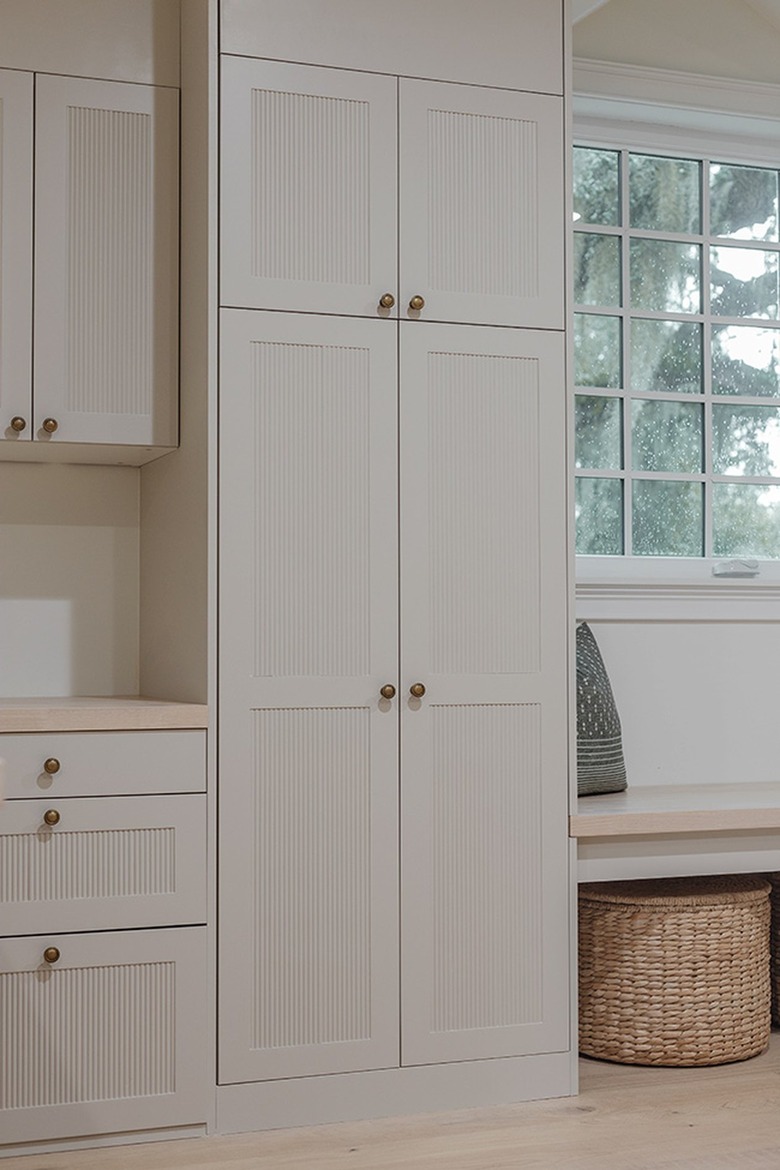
[219,310,399,1082]
[399,322,569,1065]
[0,69,33,444]
[221,57,397,317]
[399,80,564,329]
[34,75,178,447]
[0,927,208,1144]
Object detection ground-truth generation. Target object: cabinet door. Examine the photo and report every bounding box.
[0,928,208,1144]
[0,69,33,443]
[221,57,398,318]
[219,309,399,1082]
[399,322,569,1065]
[399,80,564,329]
[34,76,178,447]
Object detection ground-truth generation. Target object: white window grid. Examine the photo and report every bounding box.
[573,144,780,561]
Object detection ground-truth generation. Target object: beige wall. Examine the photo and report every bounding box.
[573,0,780,84]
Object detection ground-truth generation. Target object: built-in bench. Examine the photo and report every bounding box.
[570,782,780,882]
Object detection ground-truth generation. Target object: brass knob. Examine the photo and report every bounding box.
[43,946,60,964]
[409,682,426,698]
[10,416,27,433]
[409,295,425,311]
[43,758,61,775]
[380,684,396,699]
[43,809,61,827]
[379,293,395,309]
[42,418,59,434]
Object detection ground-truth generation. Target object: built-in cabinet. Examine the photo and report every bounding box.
[218,17,571,1125]
[0,708,210,1146]
[0,67,179,460]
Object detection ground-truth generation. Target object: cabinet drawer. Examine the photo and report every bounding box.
[0,795,206,935]
[0,927,208,1145]
[0,729,206,799]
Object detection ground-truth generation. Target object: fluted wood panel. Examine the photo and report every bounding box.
[252,340,371,678]
[0,962,175,1109]
[0,828,174,904]
[428,351,541,675]
[250,88,370,285]
[430,703,543,1033]
[251,707,371,1050]
[428,109,539,298]
[66,105,153,415]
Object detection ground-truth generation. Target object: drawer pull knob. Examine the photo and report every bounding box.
[408,295,425,311]
[409,682,426,698]
[43,809,61,827]
[43,758,61,775]
[43,946,60,964]
[10,416,27,433]
[379,292,395,309]
[42,417,59,434]
[380,683,396,699]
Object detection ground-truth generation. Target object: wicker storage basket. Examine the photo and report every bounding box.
[770,874,780,1027]
[579,875,771,1067]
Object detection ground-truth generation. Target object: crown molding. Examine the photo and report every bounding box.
[573,58,780,118]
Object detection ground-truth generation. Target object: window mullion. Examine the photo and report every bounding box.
[620,148,632,555]
[701,158,714,558]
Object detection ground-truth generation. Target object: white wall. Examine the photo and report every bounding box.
[0,465,140,697]
[585,619,780,787]
[573,0,780,84]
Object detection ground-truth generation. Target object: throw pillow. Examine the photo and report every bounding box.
[576,622,627,796]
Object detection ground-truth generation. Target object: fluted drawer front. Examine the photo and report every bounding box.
[0,729,206,799]
[0,795,206,934]
[0,928,208,1144]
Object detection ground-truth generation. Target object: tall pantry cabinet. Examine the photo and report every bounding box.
[217,0,572,1130]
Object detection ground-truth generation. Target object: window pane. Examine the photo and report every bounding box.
[632,480,703,556]
[712,325,780,397]
[574,232,621,306]
[575,477,623,554]
[573,147,620,226]
[709,163,778,243]
[575,396,622,469]
[710,247,779,319]
[713,484,780,557]
[629,154,700,234]
[630,240,701,313]
[712,403,780,476]
[631,319,702,393]
[574,313,622,388]
[632,400,703,473]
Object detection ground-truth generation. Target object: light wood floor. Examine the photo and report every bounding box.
[5,1035,780,1170]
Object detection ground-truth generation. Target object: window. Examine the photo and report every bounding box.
[573,146,780,562]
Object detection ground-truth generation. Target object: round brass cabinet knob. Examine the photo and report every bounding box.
[43,758,61,775]
[408,295,425,312]
[380,684,396,700]
[43,809,61,827]
[42,418,59,434]
[409,682,426,698]
[10,416,27,433]
[43,946,61,965]
[378,293,395,309]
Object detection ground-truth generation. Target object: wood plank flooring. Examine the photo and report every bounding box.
[4,1034,779,1170]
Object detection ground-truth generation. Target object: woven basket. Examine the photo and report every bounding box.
[579,875,771,1067]
[770,874,780,1027]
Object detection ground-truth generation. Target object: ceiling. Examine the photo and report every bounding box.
[571,0,780,29]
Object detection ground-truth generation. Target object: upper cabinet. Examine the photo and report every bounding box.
[220,57,564,329]
[0,70,33,443]
[0,69,179,462]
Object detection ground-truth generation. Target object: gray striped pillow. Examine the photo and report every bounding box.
[576,622,627,797]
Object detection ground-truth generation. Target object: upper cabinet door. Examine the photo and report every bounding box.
[399,80,564,330]
[0,70,33,443]
[221,57,398,317]
[34,76,179,447]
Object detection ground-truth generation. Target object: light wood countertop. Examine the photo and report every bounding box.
[570,781,780,839]
[0,696,209,733]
